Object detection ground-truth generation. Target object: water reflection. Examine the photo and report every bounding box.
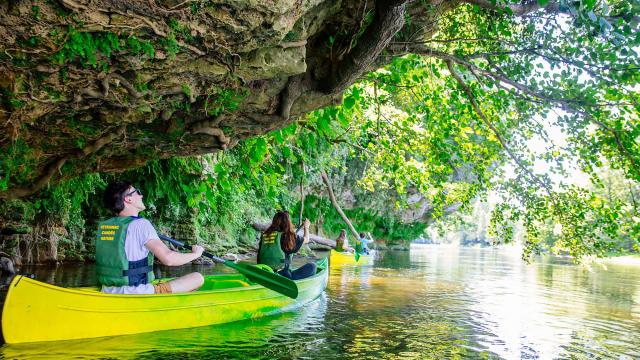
[408,245,640,359]
[1,245,640,359]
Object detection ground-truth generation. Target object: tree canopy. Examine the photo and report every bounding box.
[250,0,640,259]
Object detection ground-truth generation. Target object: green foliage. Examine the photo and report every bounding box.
[51,27,119,68]
[167,19,195,43]
[181,84,191,98]
[126,36,155,59]
[0,174,106,261]
[0,89,25,110]
[0,140,36,190]
[205,88,249,117]
[30,5,41,20]
[160,33,180,58]
[25,36,41,48]
[51,28,156,68]
[36,174,105,232]
[65,116,100,137]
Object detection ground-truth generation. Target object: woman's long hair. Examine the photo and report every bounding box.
[265,211,296,253]
[335,229,346,249]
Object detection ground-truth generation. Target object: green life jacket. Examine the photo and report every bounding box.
[258,232,285,270]
[95,216,155,287]
[355,238,364,254]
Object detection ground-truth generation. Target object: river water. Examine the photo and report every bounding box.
[1,244,639,359]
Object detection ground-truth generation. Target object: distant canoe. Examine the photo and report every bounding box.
[2,258,328,344]
[330,250,376,266]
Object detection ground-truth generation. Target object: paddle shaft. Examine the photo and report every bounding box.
[158,233,299,299]
[158,234,225,263]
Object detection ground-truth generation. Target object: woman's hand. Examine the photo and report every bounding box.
[302,218,311,243]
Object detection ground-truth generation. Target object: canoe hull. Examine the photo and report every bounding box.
[330,250,375,266]
[2,259,328,344]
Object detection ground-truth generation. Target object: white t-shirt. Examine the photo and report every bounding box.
[101,218,159,295]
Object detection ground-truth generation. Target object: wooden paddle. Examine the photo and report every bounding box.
[158,234,298,299]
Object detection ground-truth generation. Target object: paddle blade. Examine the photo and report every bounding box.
[224,261,298,299]
[354,252,361,262]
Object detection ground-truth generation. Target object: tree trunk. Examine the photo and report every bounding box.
[320,171,360,241]
[298,161,305,227]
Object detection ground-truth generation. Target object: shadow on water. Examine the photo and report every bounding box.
[1,246,640,359]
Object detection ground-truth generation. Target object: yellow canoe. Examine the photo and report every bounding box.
[2,258,328,344]
[330,250,375,266]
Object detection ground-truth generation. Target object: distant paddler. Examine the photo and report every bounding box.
[358,232,374,255]
[334,229,354,253]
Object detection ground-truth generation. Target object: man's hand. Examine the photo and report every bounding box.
[192,245,204,257]
[303,218,310,228]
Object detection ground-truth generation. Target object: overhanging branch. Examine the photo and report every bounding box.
[322,0,409,94]
[387,44,640,177]
[462,0,559,16]
[445,60,555,198]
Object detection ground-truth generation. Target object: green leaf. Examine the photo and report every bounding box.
[317,114,331,135]
[583,0,596,10]
[343,96,356,109]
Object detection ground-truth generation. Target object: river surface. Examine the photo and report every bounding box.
[1,244,640,359]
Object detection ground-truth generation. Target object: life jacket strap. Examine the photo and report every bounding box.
[122,266,153,276]
[123,258,153,286]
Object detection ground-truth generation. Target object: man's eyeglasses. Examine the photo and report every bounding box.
[125,189,142,197]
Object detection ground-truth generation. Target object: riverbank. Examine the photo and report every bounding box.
[595,254,640,266]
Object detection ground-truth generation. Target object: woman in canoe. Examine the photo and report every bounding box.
[97,180,205,295]
[335,229,354,253]
[257,211,317,280]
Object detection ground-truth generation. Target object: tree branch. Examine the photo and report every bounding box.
[462,0,559,16]
[323,0,409,94]
[445,60,555,198]
[320,171,361,241]
[387,44,639,177]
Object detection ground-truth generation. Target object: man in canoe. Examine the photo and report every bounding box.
[97,180,205,294]
[257,211,317,280]
[358,233,373,255]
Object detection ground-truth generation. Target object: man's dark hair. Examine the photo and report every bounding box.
[359,232,365,238]
[103,180,132,214]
